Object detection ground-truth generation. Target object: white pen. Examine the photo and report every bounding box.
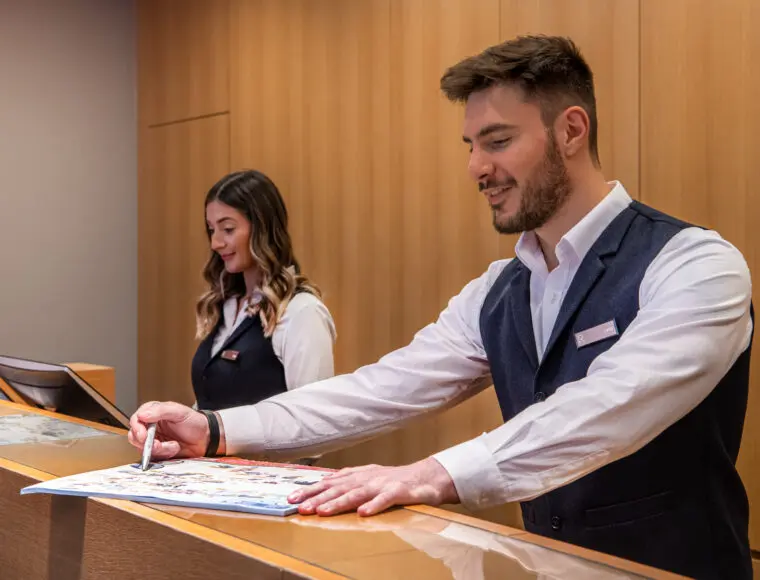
[140,423,157,471]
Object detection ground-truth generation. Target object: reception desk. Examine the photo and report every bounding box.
[0,401,683,579]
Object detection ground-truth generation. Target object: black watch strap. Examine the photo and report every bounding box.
[199,410,220,457]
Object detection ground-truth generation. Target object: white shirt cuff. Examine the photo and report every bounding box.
[432,435,510,510]
[217,406,265,456]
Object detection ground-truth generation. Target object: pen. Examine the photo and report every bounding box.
[141,423,157,471]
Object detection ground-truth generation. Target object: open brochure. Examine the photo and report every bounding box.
[20,457,333,516]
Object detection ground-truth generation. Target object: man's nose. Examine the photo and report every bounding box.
[468,149,495,182]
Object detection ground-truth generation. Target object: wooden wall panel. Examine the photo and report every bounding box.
[138,0,230,126]
[641,0,760,547]
[226,0,642,529]
[230,0,514,524]
[500,0,640,202]
[138,115,230,405]
[360,0,503,465]
[231,0,393,374]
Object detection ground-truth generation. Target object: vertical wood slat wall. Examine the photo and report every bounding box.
[137,0,760,539]
[641,0,760,547]
[137,0,231,406]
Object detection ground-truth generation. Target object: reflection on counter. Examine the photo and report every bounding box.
[396,522,646,580]
[0,413,105,445]
[157,505,649,579]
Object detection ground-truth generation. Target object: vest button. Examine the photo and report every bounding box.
[202,374,208,381]
[550,515,562,530]
[534,391,546,403]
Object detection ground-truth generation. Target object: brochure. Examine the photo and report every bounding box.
[21,457,333,516]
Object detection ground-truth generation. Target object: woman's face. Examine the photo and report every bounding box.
[205,200,254,274]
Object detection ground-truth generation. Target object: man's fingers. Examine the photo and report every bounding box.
[127,428,139,448]
[129,423,178,458]
[288,480,331,504]
[137,401,191,424]
[128,401,165,449]
[357,490,400,517]
[316,486,377,516]
[128,413,147,445]
[292,460,453,518]
[297,485,349,514]
[151,439,180,460]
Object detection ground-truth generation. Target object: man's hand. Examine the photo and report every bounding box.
[127,401,211,460]
[288,457,460,517]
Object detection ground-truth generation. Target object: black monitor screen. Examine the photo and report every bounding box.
[0,355,130,429]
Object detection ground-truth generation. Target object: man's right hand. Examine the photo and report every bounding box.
[127,401,210,460]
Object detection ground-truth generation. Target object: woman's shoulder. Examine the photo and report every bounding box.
[284,291,331,317]
[279,292,336,337]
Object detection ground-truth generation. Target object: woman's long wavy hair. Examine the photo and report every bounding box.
[195,170,322,340]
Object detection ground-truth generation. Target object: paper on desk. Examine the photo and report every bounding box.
[0,413,106,445]
[20,457,333,516]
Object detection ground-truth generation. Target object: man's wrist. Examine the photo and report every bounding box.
[423,456,460,505]
[432,438,511,510]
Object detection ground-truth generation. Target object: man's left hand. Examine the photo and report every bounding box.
[288,457,460,516]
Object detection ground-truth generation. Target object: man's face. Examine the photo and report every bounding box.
[462,85,572,234]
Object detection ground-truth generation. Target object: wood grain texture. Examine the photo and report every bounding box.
[137,0,230,126]
[0,377,27,404]
[641,0,760,548]
[66,362,116,404]
[0,461,339,579]
[0,453,676,580]
[499,0,640,200]
[138,115,230,406]
[229,0,510,521]
[0,399,126,434]
[0,404,682,579]
[130,0,648,533]
[510,531,688,580]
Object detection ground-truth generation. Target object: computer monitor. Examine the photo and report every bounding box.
[0,355,130,429]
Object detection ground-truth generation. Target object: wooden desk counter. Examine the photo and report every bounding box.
[0,402,684,579]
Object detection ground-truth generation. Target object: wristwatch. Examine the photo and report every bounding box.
[199,410,221,457]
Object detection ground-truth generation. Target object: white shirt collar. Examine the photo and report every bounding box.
[514,181,632,275]
[221,289,264,328]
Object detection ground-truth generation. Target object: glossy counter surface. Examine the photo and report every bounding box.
[0,401,683,579]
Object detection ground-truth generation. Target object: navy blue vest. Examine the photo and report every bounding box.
[191,310,287,412]
[480,201,752,579]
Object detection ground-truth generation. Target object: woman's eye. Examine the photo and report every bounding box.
[224,228,234,235]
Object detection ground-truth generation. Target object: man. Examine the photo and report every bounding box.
[130,35,753,578]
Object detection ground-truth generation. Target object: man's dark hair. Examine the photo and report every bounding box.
[440,35,599,166]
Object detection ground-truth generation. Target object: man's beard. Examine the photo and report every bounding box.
[491,134,572,235]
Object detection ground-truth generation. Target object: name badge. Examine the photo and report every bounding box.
[574,320,619,349]
[221,350,240,361]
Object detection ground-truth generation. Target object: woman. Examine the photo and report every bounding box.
[191,169,336,412]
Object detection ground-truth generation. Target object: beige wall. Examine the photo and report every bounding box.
[0,0,137,412]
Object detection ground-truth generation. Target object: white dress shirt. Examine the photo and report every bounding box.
[212,292,336,390]
[218,182,753,510]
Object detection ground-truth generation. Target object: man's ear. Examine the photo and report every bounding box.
[556,105,590,159]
